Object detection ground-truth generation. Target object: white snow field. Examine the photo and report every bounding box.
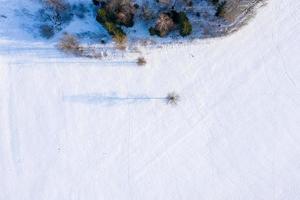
[1,0,300,199]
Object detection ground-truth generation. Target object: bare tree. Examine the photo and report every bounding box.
[155,13,175,37]
[166,92,180,105]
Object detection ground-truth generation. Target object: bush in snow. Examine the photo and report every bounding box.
[57,34,83,56]
[176,12,192,37]
[137,57,147,66]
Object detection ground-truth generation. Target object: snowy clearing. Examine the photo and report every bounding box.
[1,0,300,199]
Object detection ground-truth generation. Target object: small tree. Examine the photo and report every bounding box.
[137,57,146,66]
[180,20,192,36]
[166,92,180,105]
[177,12,192,37]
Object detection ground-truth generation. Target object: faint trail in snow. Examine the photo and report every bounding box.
[132,51,268,181]
[127,103,133,199]
[10,60,140,68]
[165,152,183,200]
[0,47,56,52]
[275,44,298,88]
[133,107,213,181]
[7,64,22,174]
[268,14,298,89]
[63,94,167,106]
[0,45,141,65]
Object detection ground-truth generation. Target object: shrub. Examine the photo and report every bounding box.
[137,57,146,66]
[177,12,192,36]
[57,34,83,56]
[180,20,192,36]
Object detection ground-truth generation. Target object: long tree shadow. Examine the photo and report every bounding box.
[63,92,180,106]
[63,93,168,106]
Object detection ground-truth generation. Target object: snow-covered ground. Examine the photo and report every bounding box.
[1,0,300,199]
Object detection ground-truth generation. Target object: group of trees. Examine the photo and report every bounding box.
[93,0,193,44]
[42,0,251,44]
[42,0,233,43]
